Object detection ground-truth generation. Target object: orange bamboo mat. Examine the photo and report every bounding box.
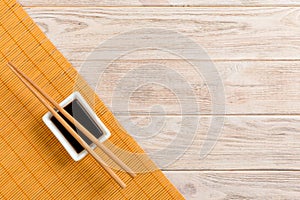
[0,0,184,199]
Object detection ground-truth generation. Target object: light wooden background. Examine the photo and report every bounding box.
[19,0,300,199]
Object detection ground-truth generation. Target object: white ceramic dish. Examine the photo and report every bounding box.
[42,91,111,161]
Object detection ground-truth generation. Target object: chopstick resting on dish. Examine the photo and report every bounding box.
[8,62,136,188]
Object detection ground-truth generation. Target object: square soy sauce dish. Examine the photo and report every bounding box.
[43,92,111,161]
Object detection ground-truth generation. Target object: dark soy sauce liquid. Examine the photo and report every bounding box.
[50,99,103,153]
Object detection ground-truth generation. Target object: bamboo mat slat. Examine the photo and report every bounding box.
[0,0,184,199]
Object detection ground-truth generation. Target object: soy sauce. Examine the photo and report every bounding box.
[50,99,103,153]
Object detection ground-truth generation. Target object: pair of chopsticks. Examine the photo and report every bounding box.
[8,62,136,188]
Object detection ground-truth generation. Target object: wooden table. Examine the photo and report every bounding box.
[19,0,300,199]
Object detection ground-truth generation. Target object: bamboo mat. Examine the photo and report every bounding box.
[0,0,184,199]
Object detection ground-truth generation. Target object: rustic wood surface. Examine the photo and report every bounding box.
[25,7,300,61]
[120,116,300,170]
[20,0,300,199]
[165,171,300,200]
[19,0,300,7]
[69,60,300,115]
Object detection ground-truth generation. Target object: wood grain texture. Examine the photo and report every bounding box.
[165,171,300,200]
[24,7,300,61]
[22,7,300,115]
[19,0,300,7]
[122,116,300,170]
[68,60,300,115]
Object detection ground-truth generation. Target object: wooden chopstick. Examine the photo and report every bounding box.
[8,62,136,178]
[8,62,132,188]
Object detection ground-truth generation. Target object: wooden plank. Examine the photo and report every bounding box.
[165,171,300,200]
[24,7,300,61]
[19,0,300,7]
[121,116,300,170]
[70,60,300,115]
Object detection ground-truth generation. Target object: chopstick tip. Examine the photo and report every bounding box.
[7,62,19,74]
[7,61,15,69]
[130,172,137,178]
